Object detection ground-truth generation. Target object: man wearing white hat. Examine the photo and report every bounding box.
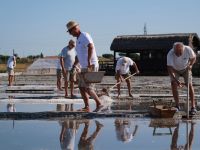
[66,21,103,112]
[115,57,139,98]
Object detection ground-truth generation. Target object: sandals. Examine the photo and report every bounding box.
[77,107,90,112]
[93,105,104,113]
[190,107,197,116]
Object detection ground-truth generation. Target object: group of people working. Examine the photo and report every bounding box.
[6,20,197,115]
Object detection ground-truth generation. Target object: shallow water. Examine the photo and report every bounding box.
[0,118,200,150]
[0,103,97,113]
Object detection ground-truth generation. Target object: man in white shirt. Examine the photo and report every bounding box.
[115,57,139,98]
[60,40,76,98]
[7,54,16,86]
[167,42,196,115]
[66,20,103,112]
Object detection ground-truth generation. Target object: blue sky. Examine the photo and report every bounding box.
[0,0,200,57]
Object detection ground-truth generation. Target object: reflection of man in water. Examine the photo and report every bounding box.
[7,103,16,112]
[78,120,103,150]
[171,122,195,150]
[115,118,138,143]
[7,96,16,112]
[60,119,77,150]
[57,104,74,112]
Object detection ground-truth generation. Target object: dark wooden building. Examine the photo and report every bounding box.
[110,33,200,75]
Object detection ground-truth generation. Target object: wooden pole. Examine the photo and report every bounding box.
[187,70,190,119]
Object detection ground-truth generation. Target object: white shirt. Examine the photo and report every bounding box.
[167,46,196,71]
[115,57,134,74]
[7,56,16,69]
[61,46,76,70]
[60,128,76,150]
[75,32,98,68]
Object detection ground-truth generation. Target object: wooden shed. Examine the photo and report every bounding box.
[110,33,200,75]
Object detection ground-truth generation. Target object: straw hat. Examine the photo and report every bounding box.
[66,21,79,32]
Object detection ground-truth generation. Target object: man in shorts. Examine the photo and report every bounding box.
[115,57,139,98]
[60,40,76,98]
[66,20,103,112]
[7,54,16,86]
[167,42,197,115]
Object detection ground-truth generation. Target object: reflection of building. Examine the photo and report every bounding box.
[110,33,200,75]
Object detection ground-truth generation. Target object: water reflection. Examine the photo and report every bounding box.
[59,119,103,150]
[57,104,74,112]
[7,96,16,112]
[115,118,138,143]
[171,122,195,150]
[78,120,103,150]
[60,119,77,150]
[149,119,178,136]
[0,117,199,149]
[149,119,195,150]
[111,102,134,111]
[7,103,16,112]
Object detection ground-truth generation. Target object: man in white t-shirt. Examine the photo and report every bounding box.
[167,42,196,115]
[115,57,139,98]
[60,40,76,98]
[66,20,103,112]
[7,54,16,86]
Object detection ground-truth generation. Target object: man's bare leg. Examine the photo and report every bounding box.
[70,81,75,97]
[189,83,195,108]
[171,81,179,108]
[8,75,13,86]
[64,81,68,97]
[126,79,133,97]
[79,87,90,111]
[87,89,102,108]
[117,80,121,98]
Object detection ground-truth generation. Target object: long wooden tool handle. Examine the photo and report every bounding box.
[109,72,137,90]
[186,70,190,119]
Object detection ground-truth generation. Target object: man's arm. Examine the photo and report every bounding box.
[167,66,176,79]
[60,57,65,71]
[87,43,93,68]
[188,57,196,70]
[13,57,16,67]
[73,56,79,66]
[131,62,139,74]
[167,66,182,86]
